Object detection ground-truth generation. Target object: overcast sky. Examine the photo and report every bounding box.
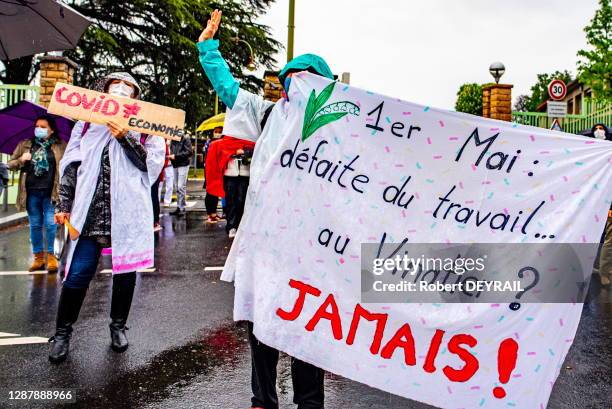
[256,0,599,110]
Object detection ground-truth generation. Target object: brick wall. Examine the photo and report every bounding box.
[482,84,513,122]
[37,56,77,108]
[263,70,282,102]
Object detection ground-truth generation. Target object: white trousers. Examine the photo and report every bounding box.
[159,166,174,204]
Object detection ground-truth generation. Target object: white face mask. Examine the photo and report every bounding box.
[108,82,134,98]
[594,129,606,140]
[213,132,222,139]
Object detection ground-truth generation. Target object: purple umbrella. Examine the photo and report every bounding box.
[0,100,74,154]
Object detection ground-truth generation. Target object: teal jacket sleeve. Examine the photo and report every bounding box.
[197,39,239,109]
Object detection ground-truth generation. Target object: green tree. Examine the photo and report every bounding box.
[513,94,530,112]
[65,0,280,127]
[1,1,281,128]
[455,83,483,116]
[0,56,38,84]
[577,0,611,101]
[523,70,573,111]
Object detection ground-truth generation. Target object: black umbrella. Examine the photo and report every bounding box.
[0,0,91,61]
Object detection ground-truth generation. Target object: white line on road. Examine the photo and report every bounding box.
[0,337,49,346]
[99,268,157,274]
[0,332,20,337]
[0,270,47,276]
[204,267,224,271]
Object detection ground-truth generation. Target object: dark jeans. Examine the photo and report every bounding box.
[248,322,324,409]
[204,193,219,216]
[63,237,102,289]
[223,176,249,232]
[26,189,56,254]
[151,179,160,224]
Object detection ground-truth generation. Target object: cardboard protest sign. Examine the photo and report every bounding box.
[47,83,185,140]
[225,73,612,408]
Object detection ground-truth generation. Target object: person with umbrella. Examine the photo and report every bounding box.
[49,72,165,363]
[8,114,66,273]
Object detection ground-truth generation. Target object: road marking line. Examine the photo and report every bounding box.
[204,267,224,272]
[0,332,20,337]
[0,337,49,346]
[0,270,47,276]
[99,268,156,274]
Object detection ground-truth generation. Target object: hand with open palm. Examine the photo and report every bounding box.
[199,9,222,42]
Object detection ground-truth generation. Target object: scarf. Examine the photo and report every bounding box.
[31,137,55,176]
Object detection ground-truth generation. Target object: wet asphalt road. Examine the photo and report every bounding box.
[0,211,611,409]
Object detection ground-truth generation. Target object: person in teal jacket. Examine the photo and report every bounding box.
[197,9,332,409]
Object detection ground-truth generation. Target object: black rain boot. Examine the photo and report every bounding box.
[109,272,136,353]
[48,287,88,364]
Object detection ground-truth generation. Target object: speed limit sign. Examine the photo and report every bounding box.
[548,79,567,101]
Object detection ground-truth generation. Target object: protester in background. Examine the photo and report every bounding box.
[0,161,8,200]
[600,211,612,287]
[198,10,332,409]
[590,123,611,286]
[205,132,254,238]
[153,141,170,231]
[151,161,162,232]
[589,123,611,141]
[49,72,165,364]
[159,140,174,206]
[169,133,193,217]
[204,127,222,223]
[8,115,66,273]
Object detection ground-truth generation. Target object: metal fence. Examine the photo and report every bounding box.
[0,84,40,109]
[512,98,612,134]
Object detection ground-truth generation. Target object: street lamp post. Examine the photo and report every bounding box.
[489,62,505,84]
[287,0,295,62]
[230,37,257,71]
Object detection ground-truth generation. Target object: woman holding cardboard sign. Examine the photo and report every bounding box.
[49,72,165,364]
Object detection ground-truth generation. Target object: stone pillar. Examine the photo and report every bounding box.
[263,70,282,102]
[38,56,78,108]
[482,84,513,122]
[482,87,491,118]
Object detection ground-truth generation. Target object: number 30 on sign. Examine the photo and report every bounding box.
[548,79,567,101]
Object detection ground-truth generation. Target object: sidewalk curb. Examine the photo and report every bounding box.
[0,211,28,230]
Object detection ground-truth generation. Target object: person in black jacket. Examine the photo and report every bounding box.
[169,134,193,216]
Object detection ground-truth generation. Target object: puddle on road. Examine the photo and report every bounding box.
[60,322,247,409]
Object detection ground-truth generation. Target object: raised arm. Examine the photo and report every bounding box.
[196,9,239,109]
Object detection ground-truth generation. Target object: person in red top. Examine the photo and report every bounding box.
[204,127,222,223]
[205,133,255,237]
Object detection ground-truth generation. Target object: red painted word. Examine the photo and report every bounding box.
[54,87,141,118]
[277,279,519,398]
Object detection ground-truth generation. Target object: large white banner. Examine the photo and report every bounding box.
[225,73,611,409]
